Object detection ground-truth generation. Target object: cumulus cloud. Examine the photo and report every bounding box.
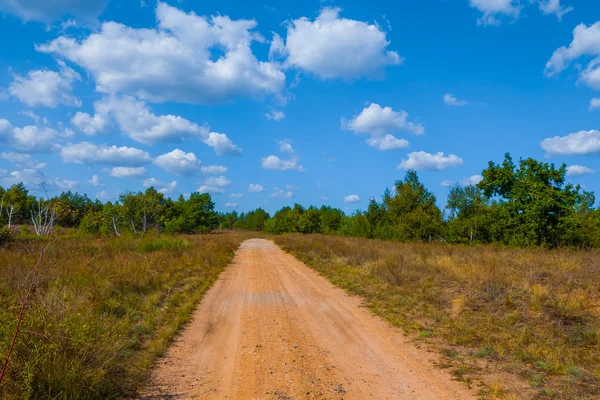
[9,61,81,108]
[544,22,600,89]
[201,165,228,175]
[60,142,151,165]
[266,110,286,121]
[143,177,177,194]
[365,135,409,150]
[198,175,231,194]
[231,193,243,198]
[110,166,146,178]
[344,194,360,203]
[590,98,600,111]
[462,174,483,185]
[7,125,72,152]
[225,202,238,207]
[468,0,521,26]
[0,0,108,23]
[443,93,468,106]
[88,174,104,187]
[270,187,293,198]
[277,139,295,154]
[203,131,242,156]
[273,8,401,79]
[248,184,264,192]
[154,149,200,176]
[398,151,464,171]
[71,100,111,136]
[1,152,46,169]
[37,2,285,104]
[538,0,573,21]
[261,155,305,171]
[566,165,595,177]
[441,180,454,187]
[342,103,423,150]
[71,96,241,154]
[541,130,600,155]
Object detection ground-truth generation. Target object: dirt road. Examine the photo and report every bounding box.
[140,239,475,399]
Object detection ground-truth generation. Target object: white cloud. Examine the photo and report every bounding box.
[201,165,228,175]
[342,103,423,151]
[198,175,231,194]
[1,152,46,169]
[261,155,305,171]
[231,193,243,198]
[61,142,151,166]
[203,131,242,156]
[538,0,573,21]
[541,130,600,155]
[110,166,146,178]
[343,104,422,149]
[11,125,71,152]
[462,174,483,185]
[270,187,293,198]
[275,8,401,79]
[88,174,104,187]
[566,165,595,177]
[71,100,111,136]
[344,194,360,203]
[9,61,81,108]
[398,151,464,171]
[154,149,200,176]
[37,2,285,104]
[365,135,409,150]
[277,139,295,153]
[544,22,600,87]
[143,177,177,194]
[248,183,264,192]
[96,191,109,201]
[468,0,521,26]
[75,96,241,154]
[441,180,454,187]
[590,98,600,111]
[198,185,224,194]
[225,202,238,207]
[55,178,78,190]
[19,111,40,123]
[266,110,286,121]
[443,93,468,106]
[0,0,108,23]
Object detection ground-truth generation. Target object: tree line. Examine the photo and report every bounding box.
[1,153,599,248]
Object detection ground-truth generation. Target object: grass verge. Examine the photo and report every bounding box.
[274,234,600,399]
[0,232,250,399]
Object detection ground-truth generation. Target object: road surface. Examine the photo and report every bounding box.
[139,239,475,399]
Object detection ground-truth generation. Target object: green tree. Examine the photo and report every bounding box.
[385,170,444,241]
[478,153,583,247]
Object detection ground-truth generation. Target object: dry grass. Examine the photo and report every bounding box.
[274,234,600,399]
[0,232,252,399]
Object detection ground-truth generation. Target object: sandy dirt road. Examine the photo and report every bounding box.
[139,239,475,399]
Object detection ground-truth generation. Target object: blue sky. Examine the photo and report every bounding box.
[0,0,599,214]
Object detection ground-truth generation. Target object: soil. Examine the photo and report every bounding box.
[139,239,476,399]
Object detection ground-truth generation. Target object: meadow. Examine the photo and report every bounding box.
[274,234,600,399]
[0,232,250,399]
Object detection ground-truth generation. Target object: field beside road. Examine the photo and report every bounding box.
[274,234,600,399]
[0,233,250,399]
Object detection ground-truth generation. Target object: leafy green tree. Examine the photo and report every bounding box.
[478,153,583,247]
[297,207,321,234]
[385,170,444,241]
[445,184,490,243]
[319,206,344,233]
